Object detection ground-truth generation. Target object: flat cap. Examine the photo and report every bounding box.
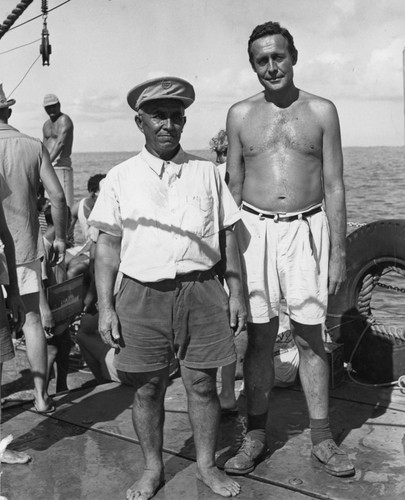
[127,76,195,111]
[43,93,59,107]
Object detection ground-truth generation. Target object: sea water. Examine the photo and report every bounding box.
[71,146,405,239]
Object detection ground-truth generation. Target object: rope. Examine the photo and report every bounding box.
[345,319,405,389]
[0,37,40,56]
[7,54,41,99]
[353,265,405,341]
[7,0,71,32]
[0,0,34,39]
[348,221,366,228]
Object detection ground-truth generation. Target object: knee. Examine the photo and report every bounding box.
[187,373,217,400]
[135,375,167,401]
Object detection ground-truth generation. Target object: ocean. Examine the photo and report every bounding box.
[71,146,405,237]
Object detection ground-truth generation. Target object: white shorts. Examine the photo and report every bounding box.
[235,204,330,325]
[16,259,42,295]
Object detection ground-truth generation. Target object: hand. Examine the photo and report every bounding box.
[229,293,247,336]
[328,251,346,295]
[41,309,55,338]
[98,305,121,348]
[50,238,66,266]
[6,291,26,333]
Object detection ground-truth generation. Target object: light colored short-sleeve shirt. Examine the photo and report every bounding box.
[88,147,241,282]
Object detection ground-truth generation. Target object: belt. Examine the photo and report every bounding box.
[242,204,322,222]
[130,268,216,291]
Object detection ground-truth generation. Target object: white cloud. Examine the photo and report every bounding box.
[333,0,356,16]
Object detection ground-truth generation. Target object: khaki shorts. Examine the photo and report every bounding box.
[16,259,42,295]
[235,206,330,325]
[114,271,236,373]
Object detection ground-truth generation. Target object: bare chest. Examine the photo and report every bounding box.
[242,107,322,158]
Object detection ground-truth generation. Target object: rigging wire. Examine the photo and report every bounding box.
[0,37,40,55]
[7,0,71,32]
[7,54,41,99]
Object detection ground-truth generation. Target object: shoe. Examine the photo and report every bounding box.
[224,433,267,475]
[312,439,355,477]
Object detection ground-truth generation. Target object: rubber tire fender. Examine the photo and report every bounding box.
[326,219,405,355]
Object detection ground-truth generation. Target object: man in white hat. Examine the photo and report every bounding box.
[42,93,74,207]
[0,83,67,415]
[88,76,245,499]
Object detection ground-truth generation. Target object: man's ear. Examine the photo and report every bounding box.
[8,109,12,119]
[135,114,143,132]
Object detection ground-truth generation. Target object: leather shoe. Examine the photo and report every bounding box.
[224,433,267,475]
[312,439,355,477]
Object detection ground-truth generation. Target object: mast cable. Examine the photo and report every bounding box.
[0,38,40,55]
[7,54,41,98]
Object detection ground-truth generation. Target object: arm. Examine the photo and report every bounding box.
[226,104,245,206]
[221,227,247,336]
[0,202,25,331]
[39,144,67,264]
[39,282,55,337]
[47,115,73,162]
[321,101,347,295]
[67,200,79,242]
[94,231,121,348]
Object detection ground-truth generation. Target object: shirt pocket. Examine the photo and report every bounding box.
[182,195,215,237]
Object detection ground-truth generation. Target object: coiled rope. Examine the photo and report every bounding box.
[0,0,34,40]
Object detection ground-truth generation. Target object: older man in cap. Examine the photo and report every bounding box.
[0,83,67,414]
[42,93,74,207]
[88,76,245,499]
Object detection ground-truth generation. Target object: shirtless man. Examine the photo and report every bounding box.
[42,94,74,207]
[223,21,355,478]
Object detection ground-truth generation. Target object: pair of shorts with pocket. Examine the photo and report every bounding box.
[114,272,236,373]
[16,259,42,295]
[235,206,330,326]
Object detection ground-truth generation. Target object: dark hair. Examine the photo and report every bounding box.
[87,174,106,194]
[209,129,228,155]
[248,21,298,65]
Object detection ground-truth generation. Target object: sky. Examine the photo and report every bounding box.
[1,0,404,152]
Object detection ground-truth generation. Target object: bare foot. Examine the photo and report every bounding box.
[126,469,165,500]
[33,395,55,414]
[197,465,241,497]
[1,449,31,464]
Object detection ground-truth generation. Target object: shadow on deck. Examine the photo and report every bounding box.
[1,348,405,500]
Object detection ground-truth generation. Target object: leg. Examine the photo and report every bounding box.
[46,342,58,390]
[291,320,329,420]
[224,319,278,475]
[76,313,111,383]
[244,320,278,419]
[21,293,53,412]
[54,331,71,392]
[292,320,354,477]
[219,361,237,412]
[126,368,169,500]
[182,365,240,497]
[0,364,32,464]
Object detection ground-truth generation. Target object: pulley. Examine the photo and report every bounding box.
[39,0,51,65]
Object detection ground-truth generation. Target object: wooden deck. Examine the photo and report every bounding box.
[1,347,405,500]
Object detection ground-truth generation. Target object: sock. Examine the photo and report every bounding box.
[247,412,267,443]
[310,418,333,446]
